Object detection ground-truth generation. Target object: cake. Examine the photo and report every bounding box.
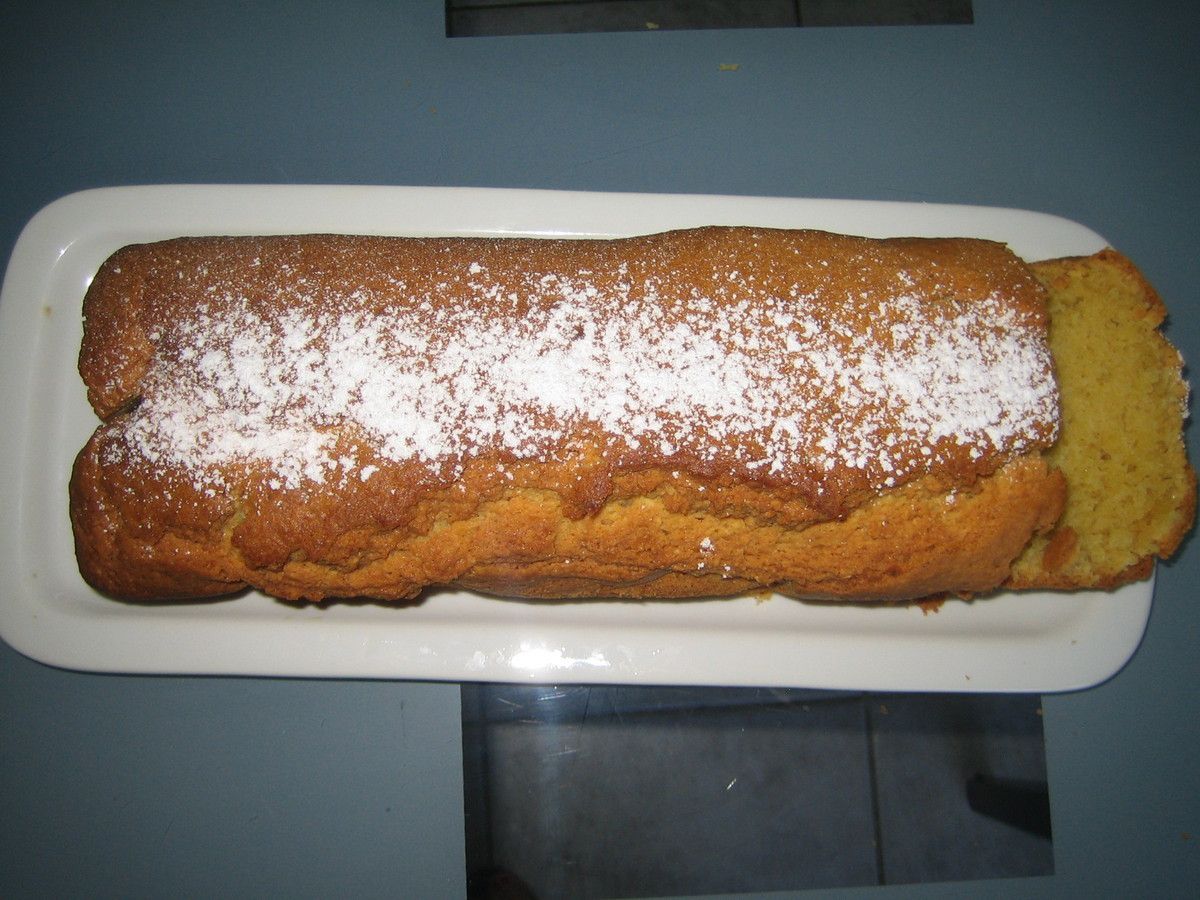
[68,227,1191,603]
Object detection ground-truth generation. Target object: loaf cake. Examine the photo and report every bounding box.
[68,226,1190,604]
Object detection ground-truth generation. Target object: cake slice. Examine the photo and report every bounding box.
[1007,249,1195,589]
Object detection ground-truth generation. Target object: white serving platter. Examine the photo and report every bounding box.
[0,185,1151,690]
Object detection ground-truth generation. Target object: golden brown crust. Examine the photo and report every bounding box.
[71,227,1071,604]
[77,229,1058,511]
[72,435,1064,603]
[69,434,247,600]
[80,245,157,420]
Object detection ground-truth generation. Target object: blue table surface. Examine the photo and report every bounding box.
[2,2,1197,897]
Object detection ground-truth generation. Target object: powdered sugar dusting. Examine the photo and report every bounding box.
[100,233,1059,498]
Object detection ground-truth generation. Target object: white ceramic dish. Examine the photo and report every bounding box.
[0,185,1151,690]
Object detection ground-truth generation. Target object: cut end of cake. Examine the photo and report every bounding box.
[1007,249,1196,590]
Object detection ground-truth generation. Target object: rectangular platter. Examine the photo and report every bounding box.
[0,185,1151,690]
